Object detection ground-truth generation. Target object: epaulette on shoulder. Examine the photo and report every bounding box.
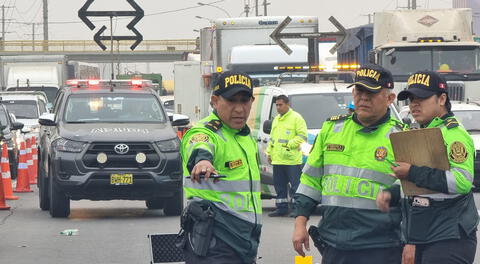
[444,117,459,129]
[327,113,351,122]
[205,119,223,132]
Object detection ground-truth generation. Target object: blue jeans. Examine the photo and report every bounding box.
[272,164,302,211]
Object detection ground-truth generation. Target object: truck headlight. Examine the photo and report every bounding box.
[52,138,86,153]
[155,138,180,152]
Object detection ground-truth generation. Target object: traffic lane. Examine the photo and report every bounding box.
[0,188,178,264]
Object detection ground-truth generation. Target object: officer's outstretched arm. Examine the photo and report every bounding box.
[181,130,218,182]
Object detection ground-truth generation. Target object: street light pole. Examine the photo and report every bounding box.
[197,2,231,17]
[195,15,214,23]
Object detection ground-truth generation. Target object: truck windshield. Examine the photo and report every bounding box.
[381,46,480,80]
[453,110,480,131]
[6,86,58,103]
[289,93,353,129]
[3,100,38,119]
[64,94,166,123]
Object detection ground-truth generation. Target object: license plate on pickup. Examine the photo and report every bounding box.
[110,174,133,185]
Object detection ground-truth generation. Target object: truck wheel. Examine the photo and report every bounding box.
[49,170,70,218]
[38,167,49,211]
[145,198,164,210]
[163,189,184,216]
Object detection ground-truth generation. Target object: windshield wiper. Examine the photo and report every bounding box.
[66,121,88,124]
[467,129,480,132]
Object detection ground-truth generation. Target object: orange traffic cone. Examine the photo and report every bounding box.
[26,138,35,185]
[29,137,38,185]
[14,141,32,193]
[0,171,10,210]
[1,143,18,200]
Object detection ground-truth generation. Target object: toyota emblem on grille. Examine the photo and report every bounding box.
[114,144,129,155]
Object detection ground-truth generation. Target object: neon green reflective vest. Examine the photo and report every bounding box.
[266,108,307,165]
[181,113,262,263]
[402,115,478,244]
[297,113,405,249]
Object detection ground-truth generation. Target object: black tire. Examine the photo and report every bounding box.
[145,198,164,210]
[49,169,70,218]
[163,189,184,216]
[38,165,49,211]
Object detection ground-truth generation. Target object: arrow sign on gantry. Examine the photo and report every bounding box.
[78,0,144,50]
[270,16,348,55]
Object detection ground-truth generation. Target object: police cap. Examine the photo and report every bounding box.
[348,64,394,93]
[213,71,253,99]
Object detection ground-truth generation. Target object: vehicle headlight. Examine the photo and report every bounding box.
[52,138,86,153]
[155,138,180,152]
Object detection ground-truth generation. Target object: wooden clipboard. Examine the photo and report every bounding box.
[389,127,450,196]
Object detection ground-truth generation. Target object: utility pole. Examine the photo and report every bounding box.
[255,0,258,16]
[24,23,41,51]
[43,0,48,51]
[1,5,13,51]
[244,3,250,17]
[362,14,372,24]
[412,0,417,9]
[407,0,411,9]
[263,0,269,16]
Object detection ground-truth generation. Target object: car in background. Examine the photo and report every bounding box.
[38,79,189,217]
[0,91,49,140]
[0,103,24,178]
[400,102,480,190]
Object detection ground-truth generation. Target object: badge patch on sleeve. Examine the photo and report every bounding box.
[450,141,468,163]
[375,146,387,161]
[225,159,243,169]
[189,134,209,144]
[326,144,345,152]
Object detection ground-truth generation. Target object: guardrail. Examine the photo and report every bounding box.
[0,39,198,53]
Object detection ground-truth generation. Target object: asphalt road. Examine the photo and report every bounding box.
[2,187,480,264]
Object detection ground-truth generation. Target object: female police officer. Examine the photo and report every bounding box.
[377,71,478,264]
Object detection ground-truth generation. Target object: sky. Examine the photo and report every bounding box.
[1,0,454,79]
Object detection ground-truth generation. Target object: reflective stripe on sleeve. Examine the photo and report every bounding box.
[321,195,378,210]
[333,121,345,133]
[277,139,289,144]
[446,170,457,194]
[212,201,262,224]
[184,180,260,193]
[275,198,289,204]
[298,135,307,141]
[302,164,324,178]
[452,167,473,183]
[296,183,321,202]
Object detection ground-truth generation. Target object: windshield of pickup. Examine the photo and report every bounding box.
[381,46,480,80]
[64,94,166,123]
[453,110,480,132]
[3,100,38,119]
[287,93,353,129]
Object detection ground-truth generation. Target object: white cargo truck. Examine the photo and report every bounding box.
[372,8,480,103]
[0,55,100,103]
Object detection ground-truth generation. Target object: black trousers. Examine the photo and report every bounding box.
[183,236,247,264]
[320,245,402,264]
[414,230,477,264]
[272,164,302,210]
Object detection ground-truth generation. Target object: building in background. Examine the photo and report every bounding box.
[453,0,480,34]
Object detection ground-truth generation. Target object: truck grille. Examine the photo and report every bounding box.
[82,142,160,168]
[446,82,465,101]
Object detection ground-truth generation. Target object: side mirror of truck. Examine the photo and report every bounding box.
[263,120,272,134]
[368,50,376,64]
[39,113,56,126]
[11,122,24,130]
[171,114,190,127]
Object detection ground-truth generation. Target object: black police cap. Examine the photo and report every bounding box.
[347,64,394,93]
[213,71,253,99]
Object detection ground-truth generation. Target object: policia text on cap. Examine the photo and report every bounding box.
[292,64,406,264]
[377,71,478,264]
[178,71,261,264]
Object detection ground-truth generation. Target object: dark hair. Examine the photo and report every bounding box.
[437,92,451,112]
[275,95,289,104]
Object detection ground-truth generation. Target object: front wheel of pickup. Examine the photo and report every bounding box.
[49,170,70,218]
[38,166,49,211]
[163,189,184,216]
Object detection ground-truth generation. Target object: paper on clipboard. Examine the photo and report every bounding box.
[389,127,449,196]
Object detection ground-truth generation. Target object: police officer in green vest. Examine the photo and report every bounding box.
[266,94,308,217]
[292,64,404,264]
[179,71,262,264]
[376,71,478,264]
